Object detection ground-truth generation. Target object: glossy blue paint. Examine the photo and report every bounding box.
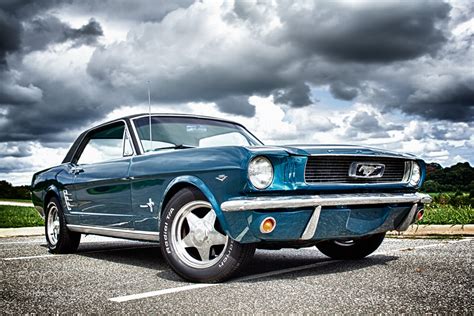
[220,204,417,243]
[31,114,428,246]
[71,159,134,228]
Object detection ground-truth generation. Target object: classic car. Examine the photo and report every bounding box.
[31,113,432,282]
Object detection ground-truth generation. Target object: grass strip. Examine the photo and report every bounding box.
[420,203,473,225]
[0,205,44,228]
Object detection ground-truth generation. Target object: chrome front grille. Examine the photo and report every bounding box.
[305,156,407,184]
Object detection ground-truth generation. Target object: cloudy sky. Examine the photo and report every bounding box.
[0,0,473,185]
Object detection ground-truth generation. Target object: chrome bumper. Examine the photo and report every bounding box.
[220,192,432,212]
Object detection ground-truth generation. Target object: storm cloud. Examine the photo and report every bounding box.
[22,16,103,52]
[273,82,314,108]
[0,0,473,184]
[278,1,451,63]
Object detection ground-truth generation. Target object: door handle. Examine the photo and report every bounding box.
[70,167,84,175]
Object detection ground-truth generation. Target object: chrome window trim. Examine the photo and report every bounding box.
[67,224,159,241]
[73,119,136,165]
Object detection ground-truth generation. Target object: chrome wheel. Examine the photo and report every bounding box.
[170,201,229,269]
[47,202,60,246]
[333,239,356,247]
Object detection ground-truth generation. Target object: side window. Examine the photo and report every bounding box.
[77,122,133,164]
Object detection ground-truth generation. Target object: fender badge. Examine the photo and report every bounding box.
[140,198,155,213]
[216,174,228,182]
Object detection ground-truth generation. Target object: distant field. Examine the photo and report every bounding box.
[0,205,43,228]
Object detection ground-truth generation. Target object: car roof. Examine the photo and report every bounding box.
[112,113,239,126]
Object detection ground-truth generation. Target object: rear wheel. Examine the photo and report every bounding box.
[45,197,81,254]
[316,233,385,260]
[160,188,255,283]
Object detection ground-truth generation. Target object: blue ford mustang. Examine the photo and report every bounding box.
[31,114,432,282]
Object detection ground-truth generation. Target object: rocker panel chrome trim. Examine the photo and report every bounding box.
[67,224,159,241]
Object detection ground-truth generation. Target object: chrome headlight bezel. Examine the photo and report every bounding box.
[248,156,274,190]
[409,162,422,186]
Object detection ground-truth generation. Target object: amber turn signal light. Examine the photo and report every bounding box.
[416,209,424,222]
[260,217,276,233]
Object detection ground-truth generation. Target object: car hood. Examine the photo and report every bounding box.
[248,144,417,159]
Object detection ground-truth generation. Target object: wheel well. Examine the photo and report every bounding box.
[161,183,201,215]
[44,190,58,211]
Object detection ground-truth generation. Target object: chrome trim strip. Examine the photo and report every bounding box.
[300,205,321,240]
[67,224,159,241]
[220,193,433,212]
[402,161,413,183]
[396,203,418,231]
[307,154,416,159]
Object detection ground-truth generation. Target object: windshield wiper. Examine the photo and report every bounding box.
[152,144,196,151]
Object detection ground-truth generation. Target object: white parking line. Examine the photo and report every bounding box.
[0,240,44,245]
[3,254,57,261]
[110,284,219,302]
[110,259,338,303]
[109,238,473,303]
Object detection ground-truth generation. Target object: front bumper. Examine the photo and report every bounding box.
[219,193,432,243]
[221,192,432,212]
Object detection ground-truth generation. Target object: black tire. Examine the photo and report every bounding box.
[45,196,81,254]
[315,233,386,260]
[160,187,255,283]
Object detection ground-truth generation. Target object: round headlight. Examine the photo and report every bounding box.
[410,162,421,186]
[248,156,274,189]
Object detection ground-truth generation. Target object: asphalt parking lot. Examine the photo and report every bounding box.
[1,235,472,314]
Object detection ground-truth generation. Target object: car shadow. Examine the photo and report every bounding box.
[70,242,399,283]
[234,253,399,283]
[75,243,167,271]
[157,250,399,283]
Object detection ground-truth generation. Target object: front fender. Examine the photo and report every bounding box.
[160,175,232,235]
[36,185,62,218]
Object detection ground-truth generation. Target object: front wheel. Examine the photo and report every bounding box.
[160,188,255,283]
[45,197,81,254]
[315,233,386,260]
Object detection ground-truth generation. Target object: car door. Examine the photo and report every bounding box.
[70,121,135,228]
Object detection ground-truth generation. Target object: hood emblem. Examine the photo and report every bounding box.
[216,174,228,182]
[349,162,385,178]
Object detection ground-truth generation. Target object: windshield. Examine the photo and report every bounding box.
[132,116,262,153]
